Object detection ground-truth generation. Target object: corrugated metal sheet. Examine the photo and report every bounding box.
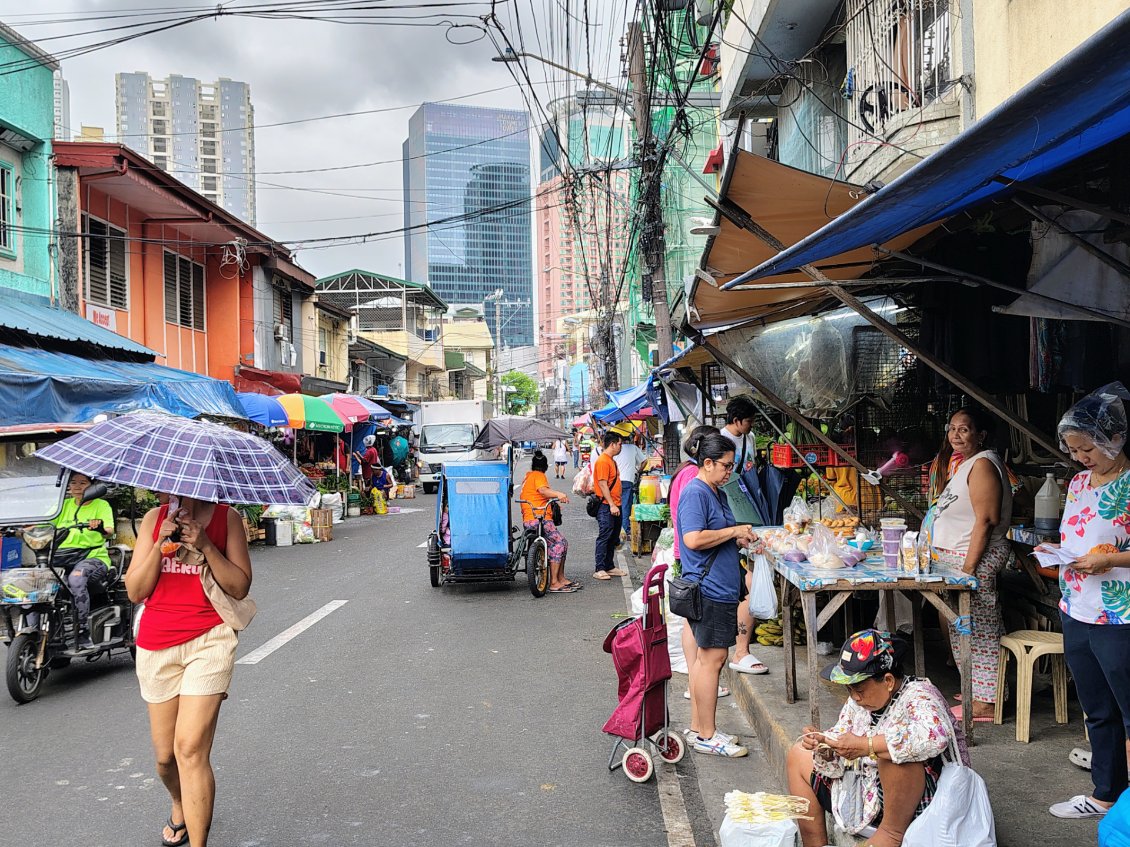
[1,292,155,357]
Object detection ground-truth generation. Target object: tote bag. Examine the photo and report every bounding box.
[902,741,996,847]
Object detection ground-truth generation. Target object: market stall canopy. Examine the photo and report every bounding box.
[0,344,245,425]
[472,417,569,449]
[0,291,155,358]
[591,380,657,424]
[36,411,317,506]
[323,393,392,421]
[654,342,716,372]
[275,394,345,433]
[690,152,937,329]
[727,10,1130,287]
[237,393,289,428]
[571,413,592,428]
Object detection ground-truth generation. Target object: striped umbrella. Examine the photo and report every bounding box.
[320,393,391,430]
[275,394,345,433]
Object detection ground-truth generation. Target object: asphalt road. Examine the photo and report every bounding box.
[0,486,707,847]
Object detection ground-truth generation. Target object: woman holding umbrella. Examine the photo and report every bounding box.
[127,496,252,847]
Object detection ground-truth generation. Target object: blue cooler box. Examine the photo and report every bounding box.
[1,537,23,569]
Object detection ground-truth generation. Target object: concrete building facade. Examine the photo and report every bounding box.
[115,72,256,224]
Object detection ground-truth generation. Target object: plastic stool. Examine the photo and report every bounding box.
[994,630,1068,742]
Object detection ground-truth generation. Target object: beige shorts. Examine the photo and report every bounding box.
[136,624,238,703]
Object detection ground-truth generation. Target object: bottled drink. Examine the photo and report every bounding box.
[1035,473,1061,532]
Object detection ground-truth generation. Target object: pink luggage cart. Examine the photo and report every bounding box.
[602,563,685,782]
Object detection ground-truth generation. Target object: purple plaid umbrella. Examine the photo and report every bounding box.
[35,412,317,506]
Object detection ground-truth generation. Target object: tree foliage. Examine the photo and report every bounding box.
[501,370,539,415]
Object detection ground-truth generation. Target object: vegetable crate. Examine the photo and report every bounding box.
[770,443,856,469]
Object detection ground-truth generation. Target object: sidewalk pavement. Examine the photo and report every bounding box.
[621,549,1101,847]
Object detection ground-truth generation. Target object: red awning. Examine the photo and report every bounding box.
[233,365,301,396]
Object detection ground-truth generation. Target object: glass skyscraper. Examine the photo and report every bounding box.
[403,104,533,349]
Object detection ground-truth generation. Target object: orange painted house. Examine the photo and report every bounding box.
[51,142,314,386]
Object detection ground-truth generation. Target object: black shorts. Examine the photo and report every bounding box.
[689,597,739,649]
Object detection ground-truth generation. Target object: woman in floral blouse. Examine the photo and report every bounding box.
[786,629,969,847]
[1038,383,1130,820]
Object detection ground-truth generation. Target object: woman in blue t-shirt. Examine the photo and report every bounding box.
[679,428,757,758]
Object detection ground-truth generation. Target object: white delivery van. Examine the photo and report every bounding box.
[415,399,494,493]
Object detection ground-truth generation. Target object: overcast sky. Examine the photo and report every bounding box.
[3,1,625,279]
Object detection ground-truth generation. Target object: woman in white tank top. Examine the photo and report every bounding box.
[929,408,1013,721]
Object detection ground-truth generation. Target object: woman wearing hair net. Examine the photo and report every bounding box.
[1037,383,1130,820]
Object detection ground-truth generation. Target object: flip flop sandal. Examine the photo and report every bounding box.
[592,571,613,580]
[549,585,579,593]
[728,655,770,675]
[565,581,583,590]
[949,704,993,723]
[161,817,189,847]
[683,685,731,700]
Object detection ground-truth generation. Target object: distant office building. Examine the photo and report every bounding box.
[74,125,105,142]
[403,103,533,349]
[115,72,256,224]
[53,70,70,140]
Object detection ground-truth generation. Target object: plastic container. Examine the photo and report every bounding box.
[659,474,672,503]
[1,536,22,569]
[638,475,659,505]
[1035,473,1061,533]
[275,519,294,547]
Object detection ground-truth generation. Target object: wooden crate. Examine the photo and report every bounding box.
[630,517,662,556]
[310,508,333,542]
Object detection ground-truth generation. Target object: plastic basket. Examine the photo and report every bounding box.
[770,443,857,468]
[1,568,60,604]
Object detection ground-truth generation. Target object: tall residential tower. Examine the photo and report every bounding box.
[115,72,256,224]
[403,103,533,349]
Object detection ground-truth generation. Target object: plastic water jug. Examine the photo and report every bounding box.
[638,475,659,505]
[1035,473,1061,533]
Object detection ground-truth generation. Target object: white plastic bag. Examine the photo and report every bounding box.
[320,492,344,524]
[718,813,798,847]
[902,755,997,847]
[748,553,778,620]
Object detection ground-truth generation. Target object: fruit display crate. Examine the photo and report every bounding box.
[770,443,857,468]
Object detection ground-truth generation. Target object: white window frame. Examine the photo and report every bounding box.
[0,161,15,257]
[83,213,129,309]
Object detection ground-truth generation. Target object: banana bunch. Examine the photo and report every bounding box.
[754,617,808,647]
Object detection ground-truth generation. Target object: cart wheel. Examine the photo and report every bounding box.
[622,747,654,783]
[427,535,442,588]
[527,540,548,598]
[652,729,686,764]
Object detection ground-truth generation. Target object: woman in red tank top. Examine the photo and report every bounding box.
[127,495,252,847]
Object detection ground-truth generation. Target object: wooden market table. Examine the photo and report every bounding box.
[774,555,980,740]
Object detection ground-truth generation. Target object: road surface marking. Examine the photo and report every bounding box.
[236,600,348,665]
[615,551,696,847]
[416,541,429,548]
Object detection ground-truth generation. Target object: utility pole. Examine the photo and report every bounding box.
[628,21,674,363]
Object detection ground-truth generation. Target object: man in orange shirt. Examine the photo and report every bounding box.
[592,431,627,581]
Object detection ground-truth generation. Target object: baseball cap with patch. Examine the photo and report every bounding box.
[820,629,898,685]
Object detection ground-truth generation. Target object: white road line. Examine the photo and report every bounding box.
[236,600,348,665]
[615,551,696,847]
[416,541,429,548]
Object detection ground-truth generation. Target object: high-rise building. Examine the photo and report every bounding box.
[115,72,256,224]
[403,103,533,349]
[52,70,70,140]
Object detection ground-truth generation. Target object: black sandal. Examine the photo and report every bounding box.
[161,817,189,847]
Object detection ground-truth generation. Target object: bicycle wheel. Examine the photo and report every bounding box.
[527,539,548,597]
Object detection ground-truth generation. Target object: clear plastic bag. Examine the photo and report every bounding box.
[719,813,798,847]
[782,496,812,533]
[807,523,842,569]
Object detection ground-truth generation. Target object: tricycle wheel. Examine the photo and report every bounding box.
[622,747,654,783]
[6,633,46,704]
[527,540,548,597]
[423,483,437,495]
[652,729,685,764]
[429,565,442,588]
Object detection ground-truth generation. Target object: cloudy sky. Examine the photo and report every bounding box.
[4,1,626,279]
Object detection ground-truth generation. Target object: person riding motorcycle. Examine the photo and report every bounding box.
[50,472,114,649]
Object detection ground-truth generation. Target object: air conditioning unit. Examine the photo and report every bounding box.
[273,323,290,342]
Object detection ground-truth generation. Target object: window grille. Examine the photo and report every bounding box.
[0,165,13,252]
[84,215,128,309]
[845,0,953,147]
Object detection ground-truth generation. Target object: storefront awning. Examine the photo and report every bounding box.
[1,291,155,357]
[592,380,657,424]
[0,345,246,425]
[729,10,1130,287]
[691,152,936,329]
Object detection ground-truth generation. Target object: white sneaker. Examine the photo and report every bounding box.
[1069,747,1092,771]
[684,728,737,744]
[1049,795,1109,819]
[693,732,748,758]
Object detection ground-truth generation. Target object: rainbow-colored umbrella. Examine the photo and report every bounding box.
[321,393,392,430]
[276,394,345,433]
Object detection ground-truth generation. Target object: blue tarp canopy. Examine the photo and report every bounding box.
[0,345,246,425]
[592,379,656,424]
[726,11,1130,287]
[0,291,156,357]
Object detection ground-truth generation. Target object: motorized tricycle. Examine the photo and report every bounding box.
[0,448,135,703]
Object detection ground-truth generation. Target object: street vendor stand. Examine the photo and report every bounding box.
[774,555,979,740]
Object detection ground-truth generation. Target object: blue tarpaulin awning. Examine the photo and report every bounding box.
[592,379,657,424]
[0,291,156,357]
[0,345,246,425]
[726,11,1130,287]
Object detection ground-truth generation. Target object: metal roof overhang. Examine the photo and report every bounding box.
[729,10,1130,287]
[0,291,155,357]
[720,0,841,117]
[688,151,937,330]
